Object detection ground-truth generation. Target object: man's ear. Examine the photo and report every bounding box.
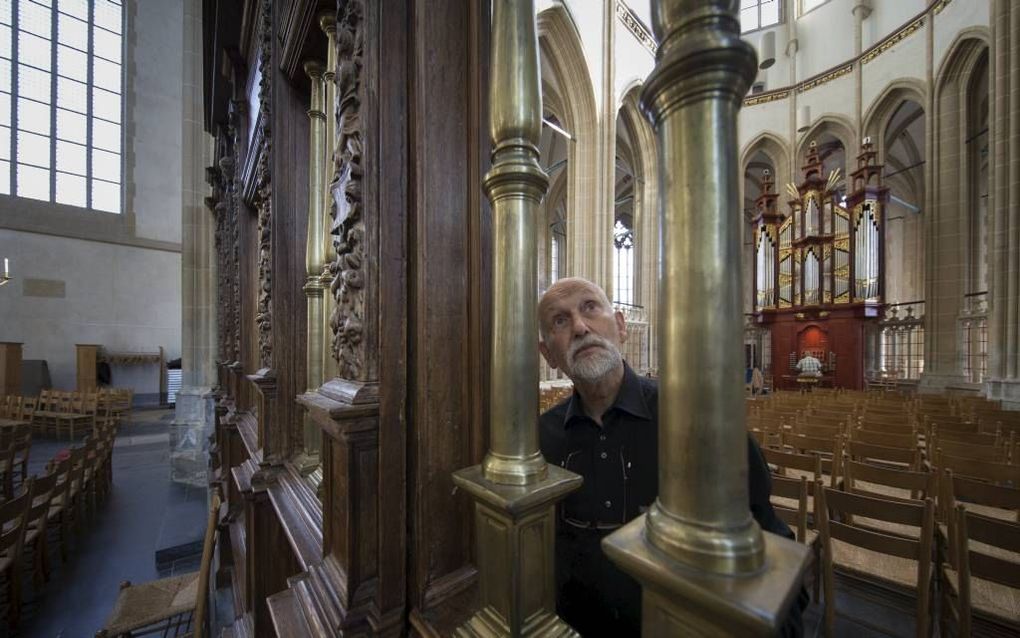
[539,340,558,369]
[615,310,628,344]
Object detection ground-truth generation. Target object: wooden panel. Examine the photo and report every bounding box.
[407,0,490,625]
[75,344,99,392]
[0,343,22,396]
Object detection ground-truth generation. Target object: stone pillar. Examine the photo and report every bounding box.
[603,1,808,633]
[174,0,217,486]
[987,0,1020,408]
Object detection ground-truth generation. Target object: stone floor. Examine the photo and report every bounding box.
[9,408,209,638]
[0,408,932,637]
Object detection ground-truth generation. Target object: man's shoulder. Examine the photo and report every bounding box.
[539,395,571,427]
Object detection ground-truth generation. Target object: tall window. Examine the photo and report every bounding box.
[0,0,123,213]
[740,0,780,34]
[613,219,634,306]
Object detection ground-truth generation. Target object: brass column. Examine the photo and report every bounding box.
[452,0,581,635]
[602,1,809,634]
[299,59,326,473]
[319,13,338,384]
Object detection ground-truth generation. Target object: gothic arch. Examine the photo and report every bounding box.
[934,29,991,94]
[537,4,601,284]
[796,115,856,166]
[740,131,792,192]
[862,79,928,161]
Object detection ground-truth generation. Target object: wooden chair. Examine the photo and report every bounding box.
[22,471,57,587]
[46,457,74,563]
[0,482,33,628]
[844,439,923,472]
[936,452,1020,486]
[940,505,1020,636]
[849,428,918,451]
[782,432,842,484]
[770,474,821,600]
[932,438,1008,465]
[817,484,936,638]
[96,492,221,638]
[0,447,15,502]
[10,429,31,486]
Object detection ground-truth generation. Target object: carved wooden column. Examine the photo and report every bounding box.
[297,59,327,475]
[289,1,407,635]
[602,1,809,634]
[451,1,581,635]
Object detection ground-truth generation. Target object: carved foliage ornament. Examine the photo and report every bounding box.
[328,0,366,380]
[255,0,273,370]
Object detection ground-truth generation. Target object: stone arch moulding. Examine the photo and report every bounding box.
[538,3,601,284]
[862,79,928,163]
[740,131,792,195]
[934,27,991,95]
[796,115,857,168]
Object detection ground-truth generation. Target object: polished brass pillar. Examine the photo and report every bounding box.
[452,0,580,635]
[602,1,809,634]
[299,59,326,474]
[319,12,338,385]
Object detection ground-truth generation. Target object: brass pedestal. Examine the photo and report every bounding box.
[603,517,810,636]
[452,465,582,637]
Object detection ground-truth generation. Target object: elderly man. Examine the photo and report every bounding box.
[538,277,802,636]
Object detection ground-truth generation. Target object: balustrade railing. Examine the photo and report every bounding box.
[960,291,988,384]
[873,300,925,381]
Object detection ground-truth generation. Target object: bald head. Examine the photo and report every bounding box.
[538,278,613,342]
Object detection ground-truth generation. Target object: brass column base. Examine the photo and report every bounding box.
[451,464,582,638]
[602,516,810,636]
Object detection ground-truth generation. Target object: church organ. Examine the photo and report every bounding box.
[752,139,887,389]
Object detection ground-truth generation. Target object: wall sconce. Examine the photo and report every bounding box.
[0,258,10,287]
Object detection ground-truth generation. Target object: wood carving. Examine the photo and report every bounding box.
[328,0,366,380]
[228,100,244,363]
[255,0,274,370]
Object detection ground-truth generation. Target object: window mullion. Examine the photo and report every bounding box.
[48,0,56,202]
[86,0,94,209]
[11,0,19,195]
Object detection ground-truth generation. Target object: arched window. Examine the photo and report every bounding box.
[613,218,634,306]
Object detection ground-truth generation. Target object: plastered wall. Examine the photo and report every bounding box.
[0,0,184,397]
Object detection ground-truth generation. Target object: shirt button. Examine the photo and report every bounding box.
[604,500,612,508]
[600,452,608,459]
[600,435,607,441]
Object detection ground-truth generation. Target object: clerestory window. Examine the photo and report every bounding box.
[0,0,123,213]
[740,0,781,34]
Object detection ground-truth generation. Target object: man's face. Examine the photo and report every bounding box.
[539,279,627,383]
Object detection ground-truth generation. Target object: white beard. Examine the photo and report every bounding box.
[565,334,623,382]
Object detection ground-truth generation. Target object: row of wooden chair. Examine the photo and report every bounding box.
[764,437,1020,636]
[0,425,117,629]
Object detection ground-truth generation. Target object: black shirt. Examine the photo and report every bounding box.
[538,363,798,636]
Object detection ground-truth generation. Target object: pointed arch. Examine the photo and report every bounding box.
[862,79,928,160]
[740,131,792,192]
[796,115,856,165]
[537,4,602,285]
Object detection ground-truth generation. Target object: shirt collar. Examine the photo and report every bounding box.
[562,361,651,427]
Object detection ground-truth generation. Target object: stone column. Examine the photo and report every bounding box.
[174,0,216,486]
[603,1,808,633]
[987,0,1020,408]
